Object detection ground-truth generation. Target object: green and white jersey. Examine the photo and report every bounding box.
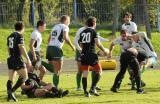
[48,23,69,48]
[132,32,157,58]
[30,29,42,52]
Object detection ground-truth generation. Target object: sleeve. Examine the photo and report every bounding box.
[132,22,137,32]
[63,25,69,32]
[97,33,109,42]
[74,29,82,51]
[30,31,37,40]
[93,30,98,39]
[112,38,121,45]
[17,35,24,45]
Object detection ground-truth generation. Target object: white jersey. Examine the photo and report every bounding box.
[132,33,157,58]
[113,37,132,52]
[122,21,137,34]
[48,23,69,48]
[30,29,42,52]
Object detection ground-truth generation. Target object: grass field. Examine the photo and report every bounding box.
[0,70,160,104]
[0,28,160,61]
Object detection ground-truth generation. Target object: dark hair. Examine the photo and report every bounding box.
[14,22,24,31]
[60,15,69,23]
[120,29,127,34]
[37,20,45,28]
[86,16,96,27]
[123,12,132,18]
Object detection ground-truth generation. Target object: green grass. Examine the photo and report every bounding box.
[0,70,160,104]
[0,28,160,61]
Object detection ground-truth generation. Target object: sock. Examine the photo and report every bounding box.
[82,77,87,93]
[51,87,59,93]
[12,78,24,92]
[7,80,12,94]
[53,74,59,88]
[91,71,96,88]
[91,73,101,90]
[135,76,141,90]
[76,72,82,88]
[45,92,55,98]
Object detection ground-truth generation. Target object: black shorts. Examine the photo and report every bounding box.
[81,52,98,66]
[7,56,25,70]
[28,51,41,66]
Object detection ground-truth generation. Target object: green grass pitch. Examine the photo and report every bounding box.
[0,70,160,104]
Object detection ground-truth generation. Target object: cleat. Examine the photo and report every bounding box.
[95,86,101,91]
[89,89,100,96]
[137,89,144,94]
[131,86,137,90]
[62,90,69,97]
[110,87,118,93]
[76,87,82,91]
[84,91,91,97]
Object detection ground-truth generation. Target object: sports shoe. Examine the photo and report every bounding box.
[84,91,91,97]
[95,86,101,91]
[7,92,18,102]
[110,87,118,93]
[76,87,82,91]
[89,89,100,96]
[62,90,69,97]
[131,86,137,90]
[137,89,144,94]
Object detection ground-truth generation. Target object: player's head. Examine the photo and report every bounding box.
[14,22,25,33]
[37,20,46,32]
[120,30,128,41]
[86,16,97,28]
[132,32,140,42]
[123,12,132,23]
[60,15,70,26]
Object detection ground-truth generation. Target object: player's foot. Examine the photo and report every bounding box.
[131,86,137,90]
[95,86,101,91]
[110,87,118,93]
[137,89,144,94]
[141,81,146,87]
[7,92,18,102]
[62,90,69,97]
[57,89,63,98]
[89,89,100,96]
[76,87,82,91]
[84,91,91,97]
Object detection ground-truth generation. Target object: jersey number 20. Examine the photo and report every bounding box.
[82,32,91,43]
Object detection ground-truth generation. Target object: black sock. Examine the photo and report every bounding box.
[51,87,59,93]
[12,78,24,92]
[91,73,101,90]
[82,77,87,93]
[135,76,141,90]
[7,80,12,94]
[45,92,55,98]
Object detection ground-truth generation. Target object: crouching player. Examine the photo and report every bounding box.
[21,72,69,98]
[7,22,32,102]
[75,17,108,97]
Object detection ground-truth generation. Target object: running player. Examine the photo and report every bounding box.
[7,22,32,102]
[46,15,75,88]
[75,16,108,97]
[28,20,46,80]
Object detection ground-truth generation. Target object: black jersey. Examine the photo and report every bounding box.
[79,27,98,54]
[7,32,24,57]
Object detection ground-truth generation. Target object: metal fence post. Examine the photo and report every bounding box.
[73,0,77,21]
[29,0,35,26]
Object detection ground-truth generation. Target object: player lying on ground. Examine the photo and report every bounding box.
[75,16,108,97]
[7,22,32,102]
[46,15,75,88]
[21,72,69,98]
[74,26,109,91]
[28,20,46,80]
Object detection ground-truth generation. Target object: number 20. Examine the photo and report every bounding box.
[82,32,91,43]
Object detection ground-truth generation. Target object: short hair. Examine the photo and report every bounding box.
[120,29,127,34]
[60,15,69,23]
[86,16,96,27]
[14,22,24,31]
[123,12,132,18]
[37,20,45,28]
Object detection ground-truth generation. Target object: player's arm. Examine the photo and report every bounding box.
[74,31,82,52]
[97,33,109,42]
[63,31,75,51]
[95,38,107,55]
[29,39,37,61]
[108,42,115,58]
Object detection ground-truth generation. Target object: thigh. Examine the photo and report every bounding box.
[16,68,28,80]
[49,60,63,74]
[92,63,102,74]
[8,70,17,81]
